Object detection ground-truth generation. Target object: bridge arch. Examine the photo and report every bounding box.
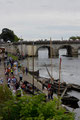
[36,45,54,58]
[77,47,80,55]
[58,45,75,57]
[78,46,80,50]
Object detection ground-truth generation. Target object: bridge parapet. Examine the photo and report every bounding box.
[0,41,80,57]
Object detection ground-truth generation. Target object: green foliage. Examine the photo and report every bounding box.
[0,85,13,104]
[8,53,18,60]
[20,94,46,119]
[1,100,21,120]
[0,116,3,120]
[19,95,74,120]
[0,28,19,42]
[0,86,75,120]
[69,36,80,41]
[0,85,14,120]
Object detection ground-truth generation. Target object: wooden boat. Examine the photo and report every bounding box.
[22,80,42,95]
[61,95,79,105]
[61,95,79,108]
[29,70,39,77]
[70,84,80,92]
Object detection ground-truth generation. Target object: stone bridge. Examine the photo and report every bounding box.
[0,40,80,57]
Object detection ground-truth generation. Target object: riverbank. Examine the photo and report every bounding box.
[0,52,79,119]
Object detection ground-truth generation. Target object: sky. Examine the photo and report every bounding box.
[0,0,80,41]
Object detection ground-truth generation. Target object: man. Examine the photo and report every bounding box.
[0,57,1,65]
[0,78,3,84]
[19,73,23,82]
[25,67,28,75]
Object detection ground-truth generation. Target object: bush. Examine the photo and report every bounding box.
[0,85,75,120]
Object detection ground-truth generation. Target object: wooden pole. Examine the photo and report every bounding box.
[50,37,53,83]
[21,38,23,57]
[58,58,62,96]
[57,58,62,109]
[45,63,54,81]
[27,57,29,71]
[32,41,34,94]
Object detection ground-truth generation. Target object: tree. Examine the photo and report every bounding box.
[76,36,80,40]
[0,85,13,103]
[69,36,80,41]
[69,36,76,41]
[0,28,19,42]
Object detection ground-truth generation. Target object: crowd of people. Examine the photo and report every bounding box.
[0,52,54,100]
[4,56,21,95]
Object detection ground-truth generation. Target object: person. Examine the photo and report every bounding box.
[0,57,1,65]
[12,76,17,84]
[50,88,53,100]
[47,83,53,100]
[0,78,3,84]
[25,67,28,75]
[48,88,51,100]
[11,68,13,75]
[15,82,20,90]
[7,77,11,87]
[21,83,26,90]
[42,79,45,90]
[19,73,23,82]
[22,67,25,74]
[48,83,51,90]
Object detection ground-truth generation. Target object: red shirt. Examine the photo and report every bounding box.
[48,83,51,89]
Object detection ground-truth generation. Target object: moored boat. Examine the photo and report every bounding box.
[61,95,79,108]
[29,70,39,77]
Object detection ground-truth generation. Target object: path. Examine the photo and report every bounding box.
[0,61,58,99]
[20,72,48,96]
[0,61,48,96]
[0,61,7,85]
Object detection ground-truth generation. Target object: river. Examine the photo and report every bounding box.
[21,49,80,120]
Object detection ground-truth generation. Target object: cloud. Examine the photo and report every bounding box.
[0,0,80,40]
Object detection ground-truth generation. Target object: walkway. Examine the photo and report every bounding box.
[0,61,7,85]
[19,72,48,96]
[0,61,58,99]
[0,61,48,96]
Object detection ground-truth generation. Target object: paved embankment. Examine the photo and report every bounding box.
[0,61,7,85]
[0,61,48,96]
[19,73,48,96]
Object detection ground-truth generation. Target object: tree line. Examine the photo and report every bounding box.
[0,28,80,42]
[69,36,80,41]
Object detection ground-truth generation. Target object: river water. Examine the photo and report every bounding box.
[21,49,80,120]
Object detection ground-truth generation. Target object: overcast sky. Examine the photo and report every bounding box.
[0,0,80,40]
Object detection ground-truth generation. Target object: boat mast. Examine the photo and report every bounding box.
[58,58,61,96]
[32,41,34,94]
[57,58,62,109]
[50,37,53,83]
[21,36,23,58]
[27,56,29,71]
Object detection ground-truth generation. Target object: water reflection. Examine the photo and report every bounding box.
[59,49,67,57]
[38,48,48,59]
